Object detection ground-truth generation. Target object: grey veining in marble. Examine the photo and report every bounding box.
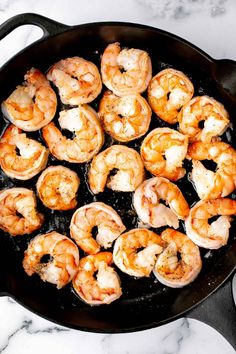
[137,0,228,19]
[0,295,234,354]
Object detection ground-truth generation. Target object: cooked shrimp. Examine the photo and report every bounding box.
[101,42,152,96]
[70,202,125,254]
[133,177,190,229]
[141,127,188,181]
[185,198,236,249]
[113,228,163,277]
[0,125,49,180]
[178,96,229,142]
[72,252,121,305]
[99,91,152,142]
[0,188,43,236]
[153,228,202,288]
[188,141,236,200]
[42,105,104,163]
[2,68,57,131]
[88,145,145,193]
[23,231,79,288]
[148,69,194,124]
[36,166,80,210]
[47,57,102,105]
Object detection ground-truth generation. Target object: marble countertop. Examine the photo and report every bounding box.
[0,0,235,353]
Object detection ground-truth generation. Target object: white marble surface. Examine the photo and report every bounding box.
[0,0,235,353]
[0,296,235,354]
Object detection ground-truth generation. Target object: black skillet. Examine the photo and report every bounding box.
[0,13,235,345]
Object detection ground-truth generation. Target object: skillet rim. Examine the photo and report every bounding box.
[0,268,234,333]
[0,19,215,71]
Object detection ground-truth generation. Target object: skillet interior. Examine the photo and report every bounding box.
[0,22,235,332]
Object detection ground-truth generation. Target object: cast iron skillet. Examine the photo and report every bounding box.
[0,13,235,340]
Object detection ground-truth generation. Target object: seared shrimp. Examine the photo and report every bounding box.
[36,166,80,210]
[153,229,202,288]
[178,96,229,142]
[113,228,163,277]
[148,69,194,124]
[185,198,236,249]
[70,202,125,254]
[42,105,104,163]
[47,57,102,105]
[101,42,152,96]
[133,177,189,229]
[89,145,145,193]
[23,231,79,288]
[141,127,188,181]
[0,125,48,180]
[99,91,152,142]
[188,141,236,200]
[2,68,57,131]
[72,252,122,305]
[0,188,43,236]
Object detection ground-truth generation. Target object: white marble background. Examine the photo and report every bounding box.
[1,0,236,66]
[0,297,235,354]
[0,0,235,353]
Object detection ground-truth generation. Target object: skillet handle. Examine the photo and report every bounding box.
[214,59,236,97]
[0,271,9,296]
[0,13,69,40]
[0,240,11,297]
[187,276,236,349]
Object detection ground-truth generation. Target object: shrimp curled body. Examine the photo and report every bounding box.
[133,177,190,229]
[113,228,164,277]
[99,91,152,142]
[89,145,145,193]
[0,187,44,236]
[70,202,126,254]
[36,166,80,210]
[148,69,194,124]
[47,57,102,105]
[153,229,202,288]
[72,252,122,305]
[178,96,229,142]
[0,125,48,180]
[2,68,57,131]
[42,105,104,163]
[185,198,236,249]
[101,42,152,96]
[188,141,236,200]
[141,127,188,181]
[23,231,79,288]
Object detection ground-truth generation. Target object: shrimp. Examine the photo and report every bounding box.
[36,166,80,210]
[141,127,188,181]
[88,145,145,193]
[70,202,126,254]
[42,105,104,163]
[113,228,163,277]
[2,68,57,131]
[101,42,152,96]
[153,229,202,288]
[148,69,194,124]
[47,57,102,105]
[98,91,152,142]
[0,188,44,236]
[23,231,79,289]
[185,198,236,249]
[72,252,121,305]
[178,96,230,142]
[133,177,190,229]
[188,141,236,200]
[0,125,49,180]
